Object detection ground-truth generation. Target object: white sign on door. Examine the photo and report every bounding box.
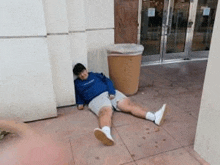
[203,7,210,16]
[148,8,155,17]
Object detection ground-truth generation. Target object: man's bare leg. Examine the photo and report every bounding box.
[117,98,167,125]
[98,106,113,128]
[117,98,147,118]
[94,106,114,146]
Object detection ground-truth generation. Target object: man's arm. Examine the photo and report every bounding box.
[109,94,115,100]
[95,73,116,96]
[74,84,85,110]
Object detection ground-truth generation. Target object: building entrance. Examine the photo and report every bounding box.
[140,0,218,64]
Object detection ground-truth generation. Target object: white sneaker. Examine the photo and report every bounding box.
[94,128,114,146]
[155,104,167,126]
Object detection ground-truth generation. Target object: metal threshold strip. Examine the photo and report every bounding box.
[141,58,208,66]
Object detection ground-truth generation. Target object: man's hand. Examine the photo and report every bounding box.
[0,120,69,165]
[109,95,115,100]
[77,105,84,110]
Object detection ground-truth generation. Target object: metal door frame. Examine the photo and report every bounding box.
[138,0,208,64]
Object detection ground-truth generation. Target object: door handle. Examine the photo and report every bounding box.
[188,21,193,28]
[164,25,170,35]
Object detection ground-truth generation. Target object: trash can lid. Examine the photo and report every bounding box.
[106,44,144,55]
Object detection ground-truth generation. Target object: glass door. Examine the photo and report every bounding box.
[163,0,191,60]
[190,0,218,58]
[141,0,192,63]
[140,0,164,62]
[140,0,218,63]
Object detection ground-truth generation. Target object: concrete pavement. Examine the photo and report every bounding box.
[0,60,209,165]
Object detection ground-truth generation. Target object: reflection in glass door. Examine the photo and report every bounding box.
[140,0,218,63]
[140,0,192,62]
[191,0,218,52]
[140,0,164,62]
[166,0,190,54]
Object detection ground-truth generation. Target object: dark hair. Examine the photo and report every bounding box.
[73,63,86,75]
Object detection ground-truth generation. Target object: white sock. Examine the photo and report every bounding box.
[146,112,156,121]
[102,126,111,135]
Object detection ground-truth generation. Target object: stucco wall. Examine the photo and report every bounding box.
[0,0,57,121]
[43,0,76,107]
[43,0,114,103]
[86,0,114,76]
[1,0,114,121]
[194,1,220,164]
[66,0,88,68]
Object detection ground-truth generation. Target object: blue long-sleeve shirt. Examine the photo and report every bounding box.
[74,72,116,105]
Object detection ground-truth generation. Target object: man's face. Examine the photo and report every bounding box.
[78,69,89,80]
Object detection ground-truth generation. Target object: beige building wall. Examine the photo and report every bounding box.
[42,0,76,107]
[66,0,88,69]
[1,0,114,121]
[86,0,115,77]
[194,1,220,164]
[0,0,57,121]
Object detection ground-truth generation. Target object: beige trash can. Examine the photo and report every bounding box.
[107,44,144,96]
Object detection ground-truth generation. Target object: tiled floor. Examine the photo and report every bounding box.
[0,60,210,165]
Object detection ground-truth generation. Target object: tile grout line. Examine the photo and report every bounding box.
[69,138,76,165]
[133,146,187,162]
[182,144,207,165]
[113,117,161,130]
[161,92,202,120]
[137,123,185,161]
[119,160,137,165]
[161,125,198,150]
[113,125,138,165]
[86,27,114,31]
[112,117,147,129]
[0,35,46,39]
[161,125,184,149]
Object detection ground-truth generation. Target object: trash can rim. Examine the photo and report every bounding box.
[107,53,143,56]
[106,43,144,55]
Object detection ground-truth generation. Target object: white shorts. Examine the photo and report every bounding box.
[88,90,127,116]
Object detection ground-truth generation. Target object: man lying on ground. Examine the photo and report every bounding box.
[73,63,168,146]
